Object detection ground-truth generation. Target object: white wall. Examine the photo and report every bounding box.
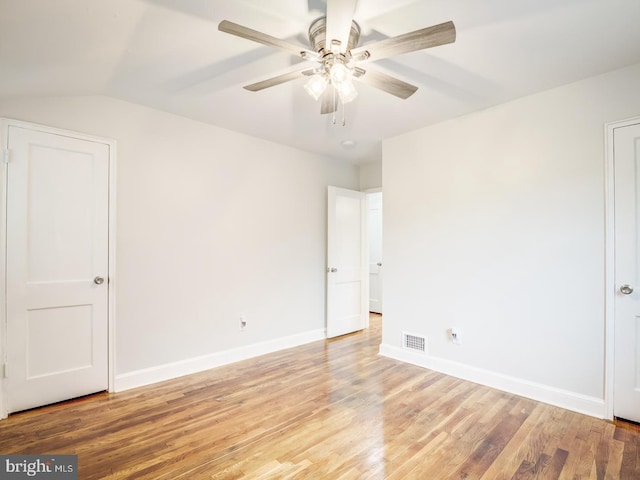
[381,62,640,417]
[0,96,359,388]
[359,160,382,190]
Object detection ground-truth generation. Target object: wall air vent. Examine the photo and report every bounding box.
[402,332,426,353]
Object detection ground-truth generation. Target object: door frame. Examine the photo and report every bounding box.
[0,118,117,419]
[604,115,640,421]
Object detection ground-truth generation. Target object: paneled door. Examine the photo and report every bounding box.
[367,191,383,314]
[4,123,110,413]
[326,186,367,338]
[613,120,640,423]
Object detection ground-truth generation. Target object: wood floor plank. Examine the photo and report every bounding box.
[615,419,640,479]
[1,314,639,479]
[479,402,547,479]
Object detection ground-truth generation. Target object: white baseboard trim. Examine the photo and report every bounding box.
[379,343,605,419]
[115,329,326,392]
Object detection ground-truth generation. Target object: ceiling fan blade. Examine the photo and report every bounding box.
[325,0,358,53]
[244,67,315,92]
[351,21,456,63]
[219,20,316,59]
[354,68,418,99]
[320,86,338,114]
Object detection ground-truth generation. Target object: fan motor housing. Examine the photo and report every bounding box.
[308,16,361,54]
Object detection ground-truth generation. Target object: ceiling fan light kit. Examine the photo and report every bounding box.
[218,0,456,125]
[305,16,361,107]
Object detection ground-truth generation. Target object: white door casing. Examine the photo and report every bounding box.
[326,186,367,338]
[0,119,116,417]
[367,191,383,314]
[609,119,640,423]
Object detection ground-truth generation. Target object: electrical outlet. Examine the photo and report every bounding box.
[449,327,463,345]
[240,316,247,331]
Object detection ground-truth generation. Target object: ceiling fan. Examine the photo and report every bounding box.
[218,0,456,116]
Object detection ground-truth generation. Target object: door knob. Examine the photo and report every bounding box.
[327,267,337,273]
[377,262,382,267]
[94,276,105,285]
[620,284,633,295]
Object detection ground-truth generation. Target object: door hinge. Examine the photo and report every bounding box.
[2,363,7,378]
[2,148,9,165]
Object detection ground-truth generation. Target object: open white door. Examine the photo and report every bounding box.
[326,186,367,338]
[367,191,383,314]
[4,123,110,414]
[613,120,640,423]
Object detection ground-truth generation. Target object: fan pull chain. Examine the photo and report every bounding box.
[331,102,347,126]
[332,86,337,125]
[329,86,347,126]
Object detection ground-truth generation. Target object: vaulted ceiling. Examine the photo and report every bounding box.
[2,0,640,164]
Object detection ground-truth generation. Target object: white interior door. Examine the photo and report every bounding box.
[613,120,640,423]
[367,192,383,314]
[5,124,110,414]
[326,186,367,338]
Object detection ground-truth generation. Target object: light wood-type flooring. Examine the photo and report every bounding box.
[1,314,639,479]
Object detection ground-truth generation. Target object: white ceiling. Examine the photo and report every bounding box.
[1,0,640,164]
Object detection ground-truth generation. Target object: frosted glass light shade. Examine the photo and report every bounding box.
[336,80,358,104]
[329,63,350,85]
[304,74,328,101]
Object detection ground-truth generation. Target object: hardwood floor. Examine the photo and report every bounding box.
[1,314,639,479]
